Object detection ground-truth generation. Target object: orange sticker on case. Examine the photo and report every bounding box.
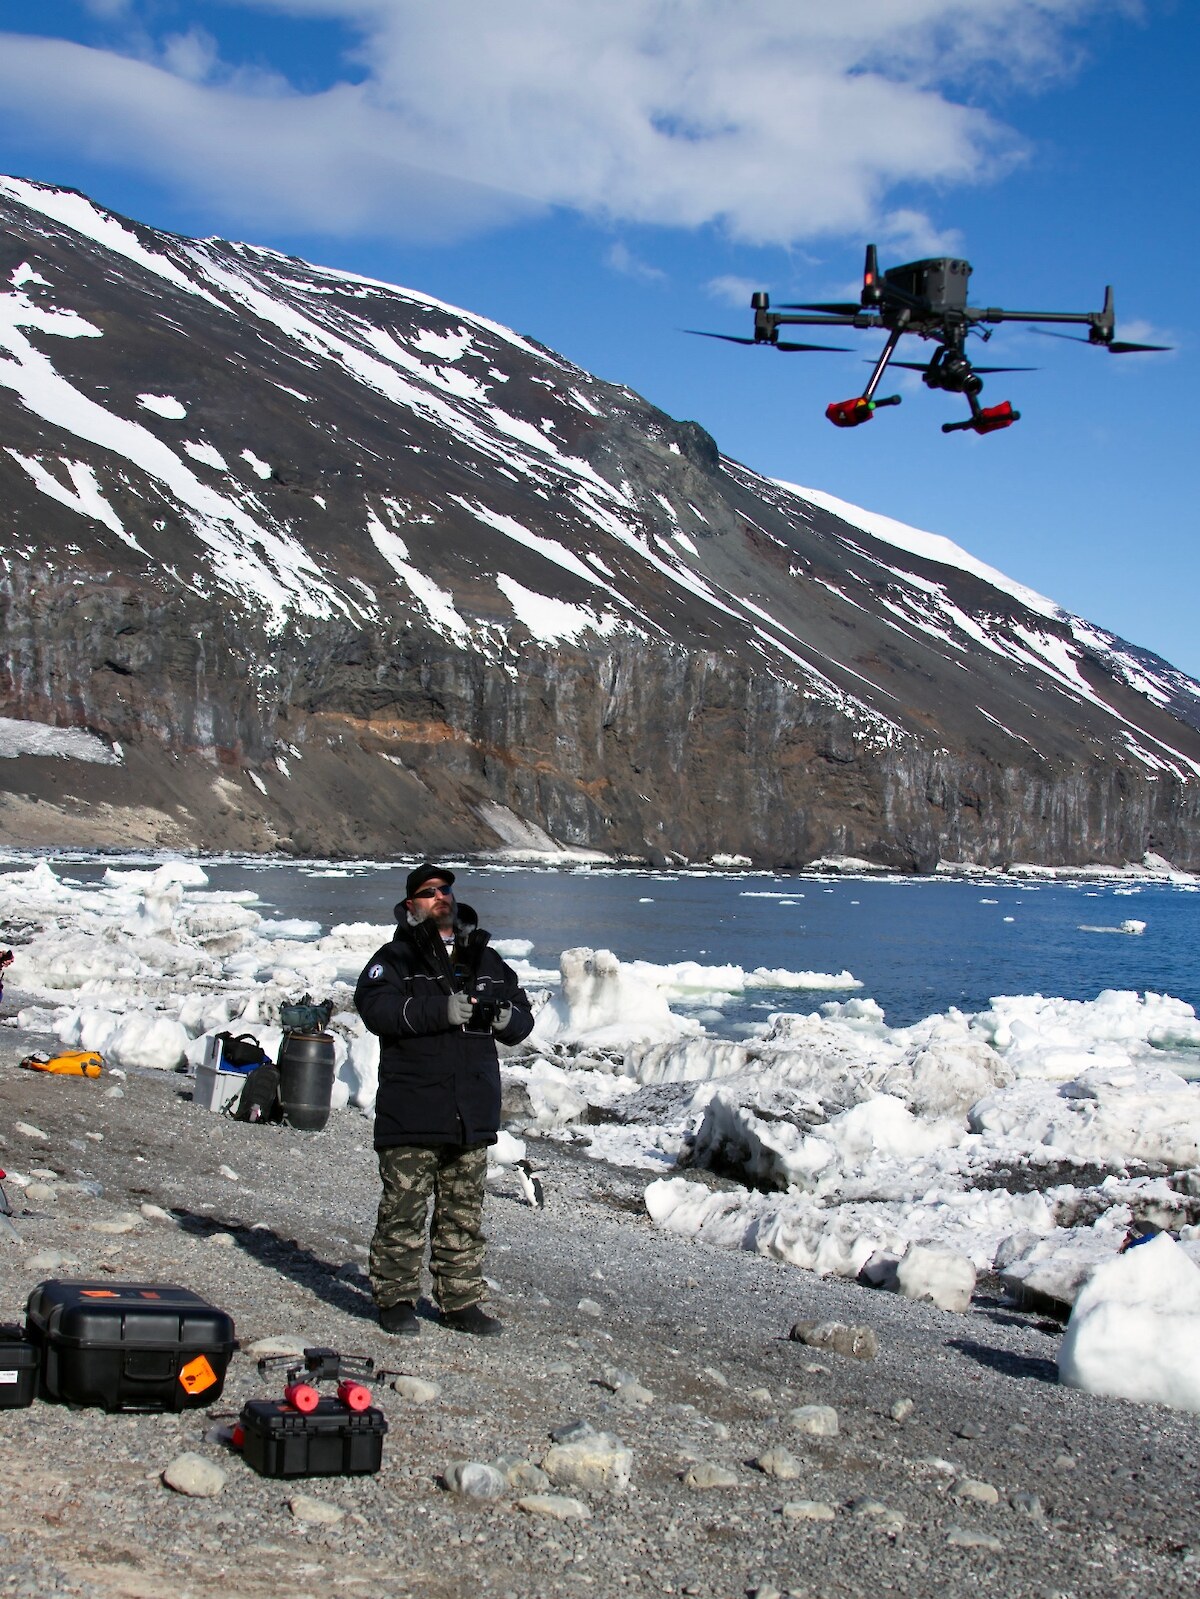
[178,1354,218,1394]
[80,1290,119,1298]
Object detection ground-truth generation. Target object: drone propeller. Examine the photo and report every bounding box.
[1032,329,1171,353]
[684,330,851,353]
[778,301,861,315]
[886,359,1037,374]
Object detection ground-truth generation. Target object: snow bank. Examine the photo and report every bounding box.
[1058,1235,1200,1412]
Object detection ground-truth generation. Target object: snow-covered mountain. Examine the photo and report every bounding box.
[2,173,1199,866]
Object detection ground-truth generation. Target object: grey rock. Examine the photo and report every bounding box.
[781,1499,835,1522]
[576,1297,603,1316]
[444,1461,507,1499]
[890,1397,915,1423]
[1010,1491,1045,1520]
[541,1431,632,1493]
[953,1478,1000,1505]
[754,1447,803,1481]
[392,1375,441,1404]
[683,1461,739,1489]
[548,1418,595,1445]
[946,1527,1004,1552]
[516,1494,590,1520]
[505,1462,551,1494]
[789,1319,878,1360]
[786,1404,839,1437]
[289,1494,344,1525]
[161,1453,226,1497]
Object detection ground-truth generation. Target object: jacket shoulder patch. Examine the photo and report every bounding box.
[367,962,385,980]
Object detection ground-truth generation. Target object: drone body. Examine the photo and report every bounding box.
[691,246,1167,436]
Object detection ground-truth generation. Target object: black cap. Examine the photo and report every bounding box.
[405,863,456,901]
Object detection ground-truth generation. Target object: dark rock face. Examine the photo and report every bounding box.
[2,174,1200,866]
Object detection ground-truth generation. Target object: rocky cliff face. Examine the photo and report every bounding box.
[3,174,1199,867]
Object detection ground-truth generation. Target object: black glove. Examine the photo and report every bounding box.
[446,993,472,1026]
[491,1002,513,1033]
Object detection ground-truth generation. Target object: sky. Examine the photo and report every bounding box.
[0,1,1196,676]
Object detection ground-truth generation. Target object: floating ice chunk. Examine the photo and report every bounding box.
[1058,1234,1200,1412]
[532,948,688,1047]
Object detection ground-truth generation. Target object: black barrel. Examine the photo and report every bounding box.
[277,1031,335,1132]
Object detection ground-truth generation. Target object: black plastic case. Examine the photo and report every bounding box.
[239,1397,388,1477]
[0,1325,38,1408]
[25,1280,236,1412]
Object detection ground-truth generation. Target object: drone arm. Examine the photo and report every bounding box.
[970,290,1115,344]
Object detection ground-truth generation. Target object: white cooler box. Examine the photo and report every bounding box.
[194,1036,251,1114]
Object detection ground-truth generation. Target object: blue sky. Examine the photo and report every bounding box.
[0,1,1195,675]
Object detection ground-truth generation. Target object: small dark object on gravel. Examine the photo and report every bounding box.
[378,1301,419,1336]
[442,1304,503,1337]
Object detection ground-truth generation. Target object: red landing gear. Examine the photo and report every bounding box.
[942,399,1020,435]
[826,393,902,428]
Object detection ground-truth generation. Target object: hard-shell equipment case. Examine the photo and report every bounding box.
[239,1396,388,1477]
[0,1324,38,1408]
[25,1280,236,1412]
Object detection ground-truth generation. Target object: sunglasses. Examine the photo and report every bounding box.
[411,884,453,899]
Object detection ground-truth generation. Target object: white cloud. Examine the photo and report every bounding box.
[605,242,666,284]
[0,2,1124,247]
[705,275,760,307]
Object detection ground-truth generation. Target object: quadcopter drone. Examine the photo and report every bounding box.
[689,245,1168,435]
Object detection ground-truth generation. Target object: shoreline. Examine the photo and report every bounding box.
[2,1022,1199,1599]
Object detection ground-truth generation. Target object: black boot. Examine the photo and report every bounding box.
[378,1300,419,1336]
[441,1303,503,1337]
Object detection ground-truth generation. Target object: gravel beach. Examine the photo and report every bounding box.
[1,1019,1198,1599]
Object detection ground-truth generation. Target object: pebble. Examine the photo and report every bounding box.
[84,1131,103,1141]
[89,1217,140,1235]
[22,1182,57,1203]
[945,1527,1003,1552]
[289,1494,344,1525]
[162,1453,227,1497]
[218,1164,240,1181]
[701,1365,728,1388]
[754,1447,803,1481]
[392,1375,441,1404]
[207,1231,236,1248]
[1054,1454,1077,1472]
[890,1397,915,1423]
[683,1462,739,1490]
[516,1494,591,1521]
[781,1500,835,1522]
[14,1123,48,1141]
[104,1086,124,1099]
[444,1461,508,1499]
[541,1431,632,1492]
[953,1478,1000,1505]
[789,1320,879,1360]
[28,1167,58,1180]
[139,1203,173,1222]
[747,1387,773,1406]
[954,1421,982,1440]
[786,1404,839,1437]
[577,1298,603,1317]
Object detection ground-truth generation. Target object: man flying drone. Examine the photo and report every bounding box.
[689,246,1168,436]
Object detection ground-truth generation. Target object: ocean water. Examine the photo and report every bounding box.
[29,857,1199,1033]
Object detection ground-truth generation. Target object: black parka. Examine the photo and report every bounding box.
[354,902,534,1150]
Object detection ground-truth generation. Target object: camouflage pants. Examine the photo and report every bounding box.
[370,1144,489,1314]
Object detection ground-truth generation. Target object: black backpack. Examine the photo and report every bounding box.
[214,1031,273,1069]
[231,1062,282,1124]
